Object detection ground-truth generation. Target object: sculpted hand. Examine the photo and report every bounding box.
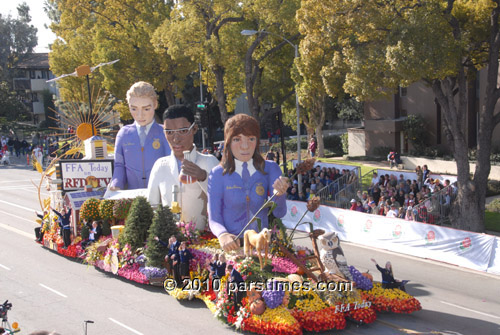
[218,233,240,252]
[109,186,121,191]
[181,160,207,182]
[272,176,290,196]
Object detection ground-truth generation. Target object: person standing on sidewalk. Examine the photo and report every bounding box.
[308,137,317,158]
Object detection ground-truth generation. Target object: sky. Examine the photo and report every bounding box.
[1,0,57,53]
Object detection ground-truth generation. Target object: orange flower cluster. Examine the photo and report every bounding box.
[290,307,346,332]
[360,291,421,314]
[347,306,376,324]
[241,317,302,335]
[80,198,101,221]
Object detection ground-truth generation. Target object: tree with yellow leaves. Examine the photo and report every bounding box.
[299,0,500,232]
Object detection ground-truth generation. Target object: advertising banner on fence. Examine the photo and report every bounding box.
[282,200,496,272]
[487,238,500,275]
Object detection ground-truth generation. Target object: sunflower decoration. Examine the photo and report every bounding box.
[48,90,119,153]
[80,198,102,221]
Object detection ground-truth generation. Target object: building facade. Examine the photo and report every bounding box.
[350,69,500,156]
[13,53,58,124]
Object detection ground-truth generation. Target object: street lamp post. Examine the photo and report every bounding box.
[241,30,302,193]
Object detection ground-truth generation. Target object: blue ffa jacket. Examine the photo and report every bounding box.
[110,122,170,190]
[214,262,226,278]
[208,160,286,237]
[52,208,72,230]
[167,240,180,258]
[178,249,192,264]
[229,268,244,284]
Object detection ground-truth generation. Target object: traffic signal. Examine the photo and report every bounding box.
[195,108,208,128]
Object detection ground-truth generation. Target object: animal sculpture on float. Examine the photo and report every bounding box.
[244,228,271,270]
[317,231,353,281]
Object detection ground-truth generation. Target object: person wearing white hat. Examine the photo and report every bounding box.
[349,198,357,211]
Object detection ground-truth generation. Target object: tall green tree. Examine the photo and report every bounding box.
[154,0,245,124]
[0,3,37,81]
[119,196,153,251]
[303,0,499,232]
[0,81,29,121]
[145,205,180,268]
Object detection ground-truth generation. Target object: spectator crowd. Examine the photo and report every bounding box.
[284,164,358,202]
[349,165,456,224]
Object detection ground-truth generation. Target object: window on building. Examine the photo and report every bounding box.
[32,93,38,102]
[399,87,407,97]
[30,71,36,79]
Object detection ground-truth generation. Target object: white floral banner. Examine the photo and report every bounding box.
[283,200,496,273]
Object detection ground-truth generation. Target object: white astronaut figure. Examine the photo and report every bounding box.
[318,232,353,281]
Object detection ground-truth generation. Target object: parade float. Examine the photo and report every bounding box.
[32,70,421,332]
[36,170,421,335]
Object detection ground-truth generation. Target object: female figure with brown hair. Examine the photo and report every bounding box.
[208,114,289,252]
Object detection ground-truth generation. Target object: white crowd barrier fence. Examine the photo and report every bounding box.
[282,200,499,274]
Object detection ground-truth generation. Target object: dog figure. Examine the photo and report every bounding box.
[244,228,271,270]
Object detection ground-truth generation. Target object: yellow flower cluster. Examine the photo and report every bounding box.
[293,291,327,312]
[368,283,412,300]
[207,238,221,248]
[252,306,296,326]
[168,288,191,300]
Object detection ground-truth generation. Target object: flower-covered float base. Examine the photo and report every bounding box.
[36,192,420,335]
[76,237,419,335]
[38,222,421,335]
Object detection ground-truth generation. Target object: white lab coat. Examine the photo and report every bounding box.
[147,147,220,230]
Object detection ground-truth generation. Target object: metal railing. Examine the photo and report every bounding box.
[411,183,457,225]
[316,167,361,209]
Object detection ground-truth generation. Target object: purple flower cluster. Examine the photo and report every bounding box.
[139,267,167,279]
[135,254,147,267]
[349,266,373,290]
[271,257,299,274]
[261,281,285,309]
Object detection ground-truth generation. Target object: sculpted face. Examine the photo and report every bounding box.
[129,96,157,126]
[163,117,197,160]
[230,134,257,162]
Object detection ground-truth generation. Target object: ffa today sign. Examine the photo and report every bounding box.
[59,159,114,191]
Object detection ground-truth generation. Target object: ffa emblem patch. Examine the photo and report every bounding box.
[256,185,265,196]
[152,138,161,149]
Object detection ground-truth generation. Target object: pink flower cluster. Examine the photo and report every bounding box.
[190,248,212,272]
[118,263,148,284]
[177,221,197,242]
[271,257,299,274]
